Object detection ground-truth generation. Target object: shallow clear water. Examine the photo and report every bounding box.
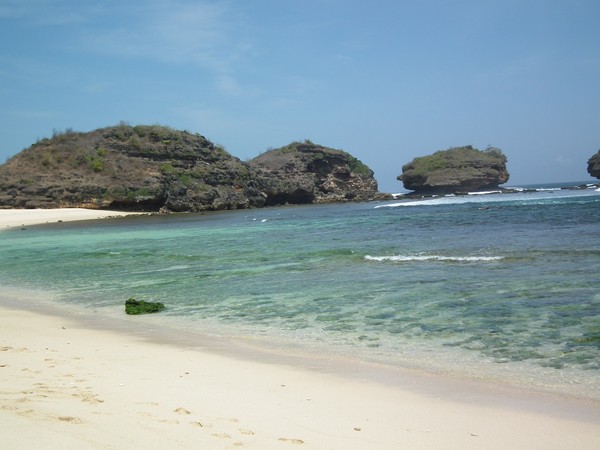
[1,183,599,397]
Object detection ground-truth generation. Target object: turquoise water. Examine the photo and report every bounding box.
[1,183,599,397]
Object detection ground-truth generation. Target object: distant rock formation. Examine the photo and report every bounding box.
[587,150,600,179]
[0,124,385,211]
[248,141,386,205]
[398,145,509,194]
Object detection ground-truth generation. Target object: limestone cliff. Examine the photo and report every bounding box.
[398,145,509,194]
[0,125,384,211]
[248,141,384,205]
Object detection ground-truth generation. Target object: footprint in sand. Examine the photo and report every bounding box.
[190,420,213,429]
[58,416,85,424]
[278,438,304,445]
[212,433,231,439]
[160,419,180,424]
[217,417,239,423]
[74,391,104,404]
[31,384,55,395]
[174,407,191,415]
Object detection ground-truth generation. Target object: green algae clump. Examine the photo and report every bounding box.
[125,298,165,315]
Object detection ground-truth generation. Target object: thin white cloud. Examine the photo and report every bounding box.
[215,74,244,96]
[5,108,61,120]
[474,53,551,90]
[215,74,262,97]
[0,0,88,25]
[71,0,257,97]
[553,155,575,166]
[79,1,246,71]
[0,0,44,18]
[171,104,261,149]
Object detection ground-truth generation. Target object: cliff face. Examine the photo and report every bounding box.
[0,125,260,212]
[398,145,509,194]
[248,141,383,205]
[0,125,383,211]
[587,150,600,179]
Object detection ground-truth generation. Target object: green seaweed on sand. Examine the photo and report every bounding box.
[125,298,165,315]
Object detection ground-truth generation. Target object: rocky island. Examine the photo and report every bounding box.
[249,140,382,204]
[398,145,509,195]
[587,150,600,179]
[0,124,385,212]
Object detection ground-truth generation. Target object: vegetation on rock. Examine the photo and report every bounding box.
[398,145,509,194]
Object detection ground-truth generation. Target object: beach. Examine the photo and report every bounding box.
[0,208,144,230]
[1,208,599,449]
[0,303,599,450]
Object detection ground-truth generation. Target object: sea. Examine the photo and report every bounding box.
[1,181,599,399]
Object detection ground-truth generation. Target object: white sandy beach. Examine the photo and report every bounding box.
[1,209,599,449]
[0,208,142,230]
[0,303,599,450]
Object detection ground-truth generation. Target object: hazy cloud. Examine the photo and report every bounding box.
[0,0,45,18]
[553,155,575,166]
[79,1,247,71]
[0,0,88,24]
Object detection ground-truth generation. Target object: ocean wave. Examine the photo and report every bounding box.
[374,188,600,208]
[364,254,504,262]
[130,264,192,274]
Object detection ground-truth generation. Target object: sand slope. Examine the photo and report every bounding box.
[0,305,599,450]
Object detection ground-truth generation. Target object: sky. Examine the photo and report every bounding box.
[1,0,599,192]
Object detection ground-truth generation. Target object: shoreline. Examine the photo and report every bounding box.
[4,288,600,407]
[1,295,599,449]
[0,208,146,230]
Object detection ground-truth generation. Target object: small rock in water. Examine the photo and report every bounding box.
[125,298,165,315]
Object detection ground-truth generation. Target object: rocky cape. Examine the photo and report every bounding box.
[398,145,509,195]
[587,150,600,179]
[0,124,387,211]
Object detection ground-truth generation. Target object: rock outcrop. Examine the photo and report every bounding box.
[398,145,509,194]
[248,141,384,205]
[0,124,384,211]
[587,150,600,179]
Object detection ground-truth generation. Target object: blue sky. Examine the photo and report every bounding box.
[1,0,599,192]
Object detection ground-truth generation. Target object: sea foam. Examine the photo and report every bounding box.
[364,254,504,262]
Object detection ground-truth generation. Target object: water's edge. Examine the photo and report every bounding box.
[2,284,599,424]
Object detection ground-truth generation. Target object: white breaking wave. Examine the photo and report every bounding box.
[131,264,192,274]
[364,254,504,262]
[374,187,600,208]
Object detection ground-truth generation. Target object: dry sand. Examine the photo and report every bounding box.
[0,304,598,450]
[0,208,143,230]
[1,209,599,449]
